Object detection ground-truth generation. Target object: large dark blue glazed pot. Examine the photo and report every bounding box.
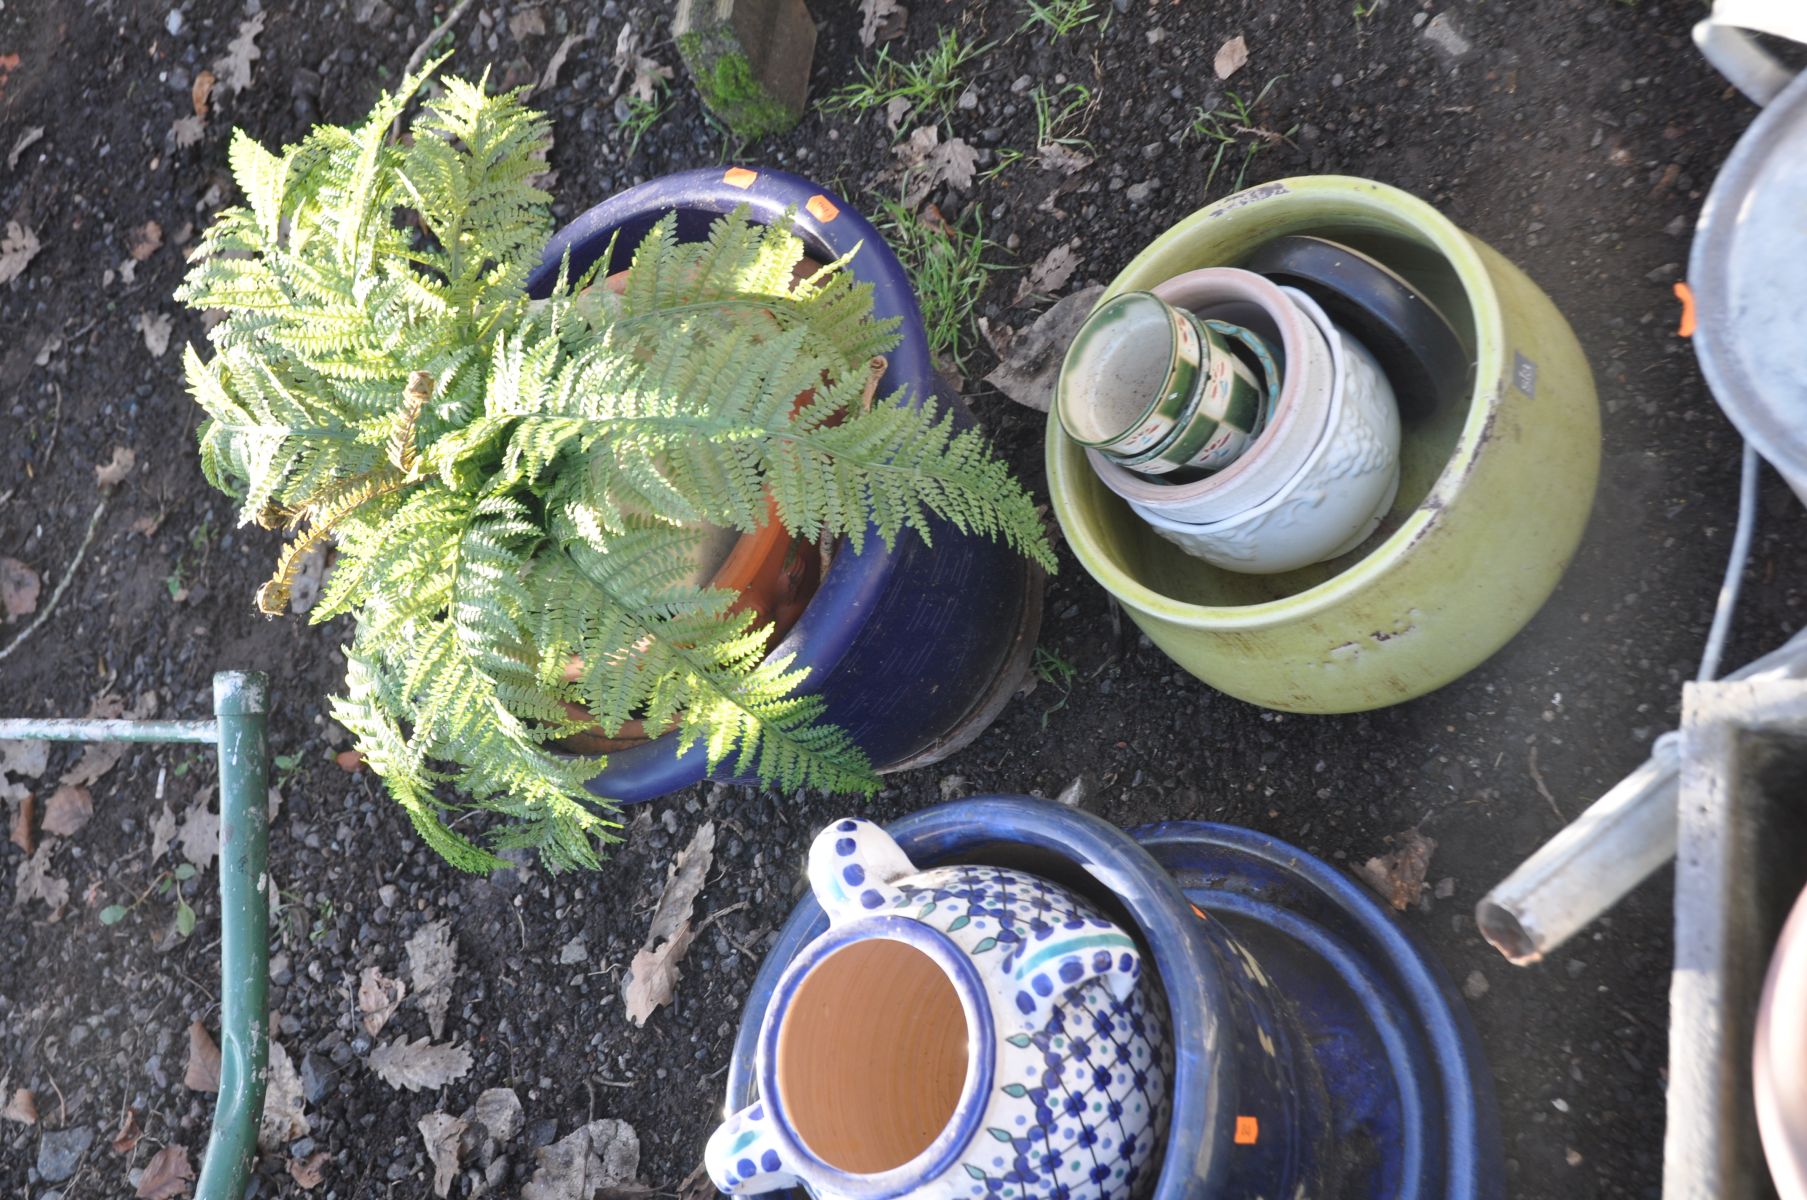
[525,169,1041,805]
[723,797,1504,1200]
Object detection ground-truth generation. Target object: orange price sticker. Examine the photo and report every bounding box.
[1674,281,1697,338]
[723,167,758,189]
[1189,904,1210,921]
[1234,1115,1259,1145]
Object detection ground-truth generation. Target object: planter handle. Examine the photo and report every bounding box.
[805,817,1144,1028]
[1694,0,1807,106]
[705,1101,801,1195]
[806,817,915,921]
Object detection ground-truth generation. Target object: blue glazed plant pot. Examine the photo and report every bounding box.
[723,798,1504,1200]
[524,169,1043,804]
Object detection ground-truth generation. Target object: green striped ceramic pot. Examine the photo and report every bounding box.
[1057,291,1267,471]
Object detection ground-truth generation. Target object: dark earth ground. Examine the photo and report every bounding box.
[0,0,1798,1196]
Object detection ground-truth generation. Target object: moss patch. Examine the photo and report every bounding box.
[676,31,801,141]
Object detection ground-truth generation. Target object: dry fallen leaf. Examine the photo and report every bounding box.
[259,1042,310,1149]
[8,795,32,855]
[40,784,91,838]
[1,740,48,781]
[1037,141,1093,176]
[984,285,1104,413]
[539,32,586,93]
[1,1087,37,1125]
[406,918,457,1039]
[191,69,216,118]
[289,1151,328,1190]
[520,1119,643,1200]
[622,821,714,1026]
[858,0,905,46]
[508,5,547,39]
[61,741,126,789]
[893,128,980,208]
[6,125,43,170]
[677,1161,714,1200]
[128,221,164,262]
[609,26,673,104]
[1355,828,1438,911]
[149,803,178,864]
[367,1037,474,1092]
[883,95,913,135]
[213,13,265,95]
[1214,34,1249,80]
[95,446,136,490]
[466,1087,524,1142]
[112,1106,143,1154]
[1014,240,1083,305]
[358,965,407,1036]
[177,788,219,871]
[184,1021,221,1092]
[14,837,68,917]
[623,923,696,1027]
[135,1143,194,1199]
[169,115,205,148]
[138,311,174,358]
[0,557,38,619]
[418,1110,468,1197]
[0,220,40,285]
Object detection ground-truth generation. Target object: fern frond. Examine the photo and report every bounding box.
[390,371,433,472]
[179,63,1048,873]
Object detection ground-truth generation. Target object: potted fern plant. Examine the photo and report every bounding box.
[174,64,1054,872]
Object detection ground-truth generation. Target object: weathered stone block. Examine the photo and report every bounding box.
[674,0,817,140]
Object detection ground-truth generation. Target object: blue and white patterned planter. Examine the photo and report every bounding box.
[705,818,1173,1200]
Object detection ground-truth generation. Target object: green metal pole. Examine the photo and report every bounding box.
[196,670,270,1200]
[0,718,218,743]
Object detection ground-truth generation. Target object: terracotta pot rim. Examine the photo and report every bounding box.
[754,915,996,1195]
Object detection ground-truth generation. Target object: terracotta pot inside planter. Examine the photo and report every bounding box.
[775,939,968,1173]
[556,500,823,755]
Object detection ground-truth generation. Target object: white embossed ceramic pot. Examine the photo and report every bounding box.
[1128,289,1402,575]
[704,818,1173,1200]
[1084,268,1335,525]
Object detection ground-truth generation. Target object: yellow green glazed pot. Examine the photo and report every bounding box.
[1045,176,1600,713]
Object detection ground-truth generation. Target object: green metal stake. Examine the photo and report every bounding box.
[199,670,270,1200]
[0,670,270,1200]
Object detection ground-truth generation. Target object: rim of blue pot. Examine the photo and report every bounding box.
[1132,819,1501,1197]
[723,795,1238,1198]
[525,168,934,804]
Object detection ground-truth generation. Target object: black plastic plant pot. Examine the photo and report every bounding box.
[525,169,1043,805]
[723,797,1504,1200]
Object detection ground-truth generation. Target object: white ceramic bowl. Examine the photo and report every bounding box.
[1129,289,1402,575]
[1084,269,1336,524]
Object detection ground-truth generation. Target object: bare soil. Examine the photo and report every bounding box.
[0,0,1793,1197]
